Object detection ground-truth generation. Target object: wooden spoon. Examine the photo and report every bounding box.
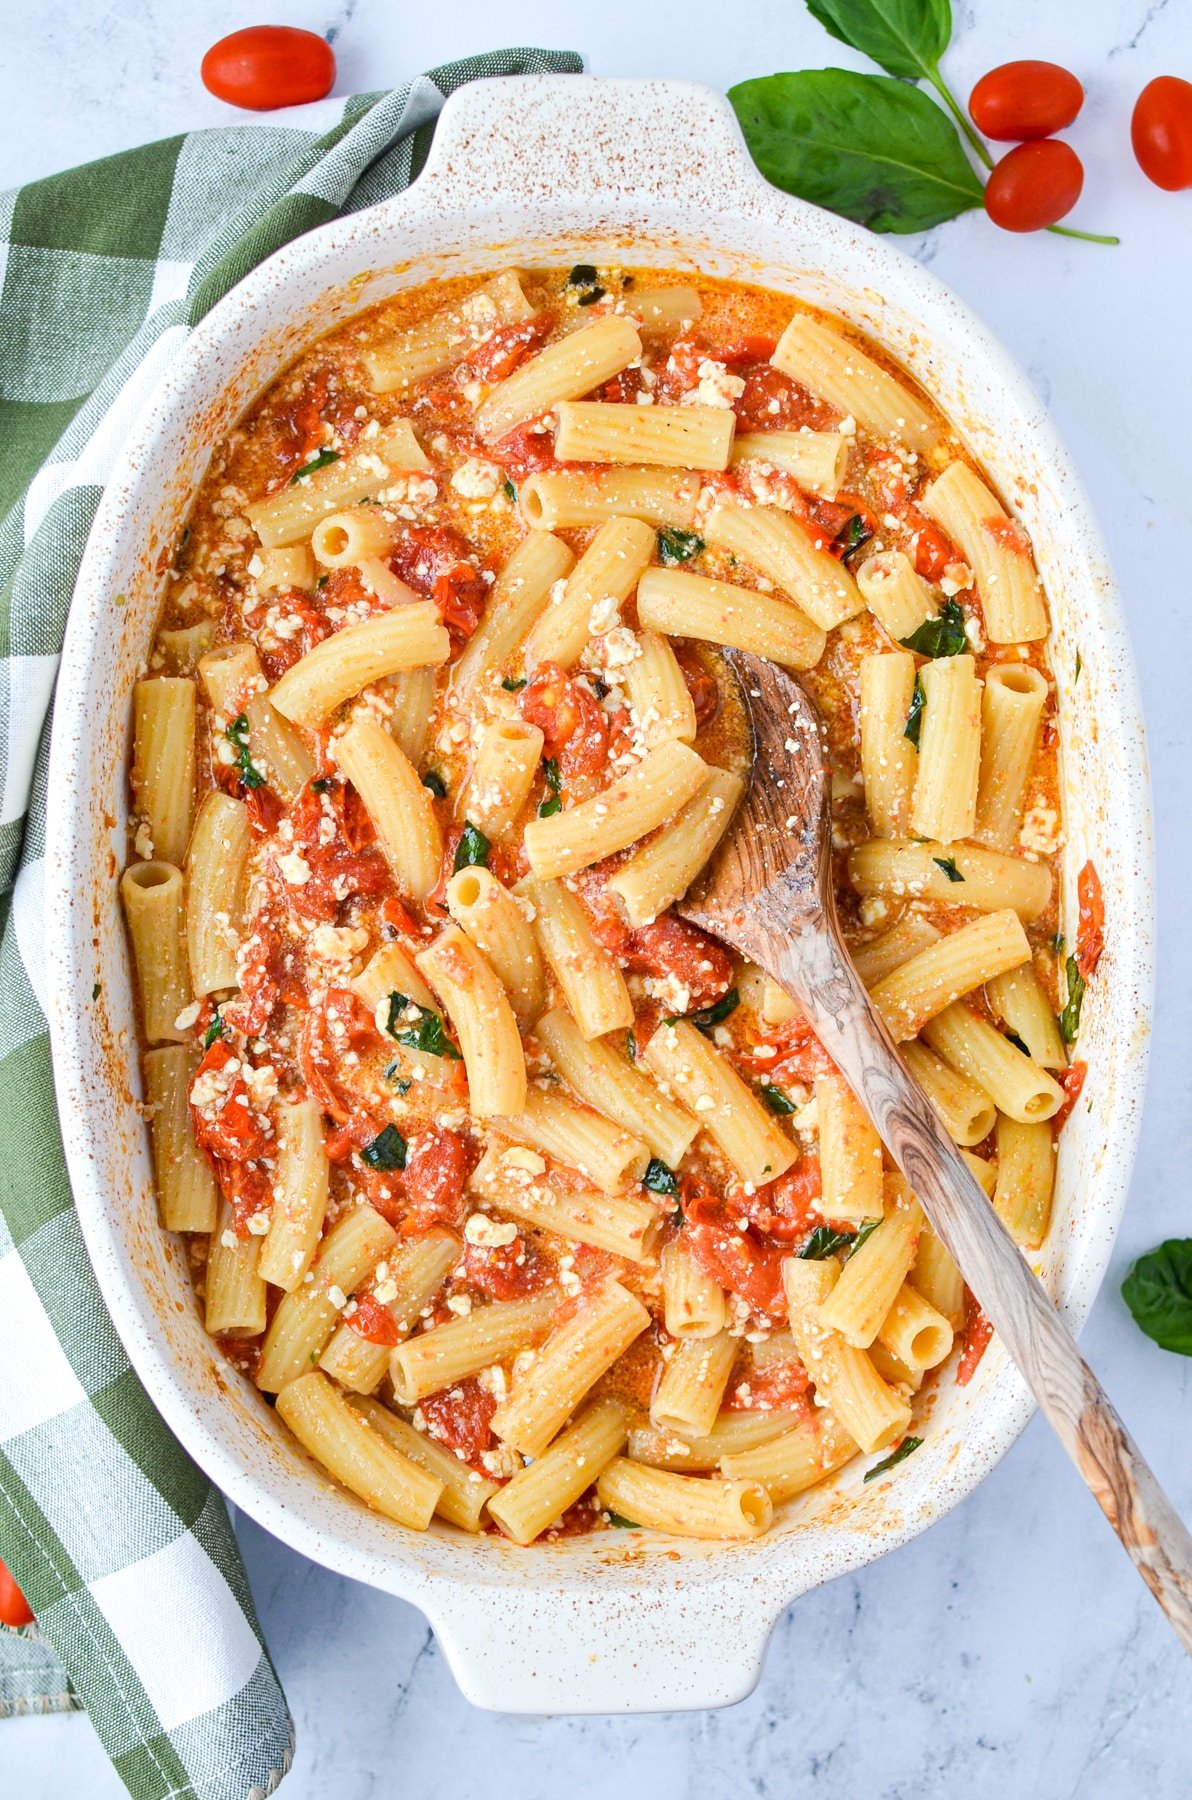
[680,647,1192,1651]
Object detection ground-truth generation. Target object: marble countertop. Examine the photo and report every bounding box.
[5,0,1192,1794]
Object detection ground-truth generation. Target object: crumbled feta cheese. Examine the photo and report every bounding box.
[277,851,312,886]
[500,1146,547,1177]
[464,1212,520,1248]
[684,359,745,409]
[451,457,501,500]
[1019,803,1061,857]
[174,1001,200,1032]
[327,1285,349,1311]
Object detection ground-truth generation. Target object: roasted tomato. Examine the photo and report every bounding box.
[620,914,734,1011]
[298,988,382,1126]
[519,662,610,779]
[189,1040,270,1164]
[464,1233,544,1301]
[400,1127,472,1235]
[1075,859,1105,978]
[389,524,488,646]
[276,780,392,923]
[467,314,551,381]
[347,1292,403,1347]
[421,1377,495,1467]
[681,1183,789,1319]
[737,1156,823,1243]
[733,363,839,433]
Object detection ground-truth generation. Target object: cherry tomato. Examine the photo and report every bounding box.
[969,61,1084,141]
[984,140,1084,233]
[1131,76,1192,191]
[201,27,335,112]
[0,1558,34,1628]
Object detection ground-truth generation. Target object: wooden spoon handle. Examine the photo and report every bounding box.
[760,923,1192,1653]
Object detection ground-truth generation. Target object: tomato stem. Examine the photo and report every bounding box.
[1044,223,1122,246]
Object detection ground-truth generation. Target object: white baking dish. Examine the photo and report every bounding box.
[44,75,1153,1714]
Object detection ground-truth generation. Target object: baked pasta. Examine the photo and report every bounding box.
[122,265,1103,1545]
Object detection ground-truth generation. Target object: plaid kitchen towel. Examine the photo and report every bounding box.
[0,45,582,1799]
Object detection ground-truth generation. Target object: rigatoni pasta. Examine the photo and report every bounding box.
[124,261,1073,1551]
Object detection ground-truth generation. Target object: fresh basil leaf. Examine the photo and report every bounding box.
[382,1059,412,1093]
[568,264,600,287]
[290,447,341,484]
[657,527,705,566]
[759,1082,797,1116]
[932,855,964,883]
[863,1435,923,1481]
[904,673,926,745]
[800,1224,856,1259]
[805,0,952,82]
[538,756,563,817]
[502,477,517,503]
[453,821,490,872]
[845,1217,882,1258]
[605,1511,640,1529]
[841,513,872,554]
[578,286,606,306]
[361,1124,408,1172]
[900,599,967,658]
[310,776,331,793]
[644,1158,679,1196]
[502,676,527,692]
[202,1010,224,1050]
[1059,954,1086,1046]
[384,991,462,1060]
[225,713,265,789]
[1122,1240,1192,1356]
[422,769,448,798]
[729,70,983,235]
[666,988,740,1031]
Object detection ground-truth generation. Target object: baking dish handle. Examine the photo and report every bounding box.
[415,73,766,213]
[425,1579,782,1713]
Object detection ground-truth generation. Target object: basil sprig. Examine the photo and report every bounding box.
[800,1225,855,1260]
[932,855,964,883]
[643,1159,679,1197]
[903,674,926,746]
[665,988,740,1031]
[1058,955,1086,1046]
[537,757,563,818]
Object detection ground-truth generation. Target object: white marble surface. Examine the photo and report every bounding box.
[5,1,1192,1794]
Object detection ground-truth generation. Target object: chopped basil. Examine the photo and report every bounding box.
[1004,1029,1030,1056]
[202,1010,225,1051]
[453,821,490,872]
[384,990,462,1060]
[643,1158,679,1196]
[501,676,527,692]
[841,513,872,554]
[577,286,606,306]
[845,1217,881,1259]
[502,477,517,503]
[567,264,600,287]
[657,527,705,566]
[605,1511,640,1529]
[900,599,967,659]
[383,1059,412,1092]
[361,1124,408,1171]
[422,769,448,798]
[1059,954,1086,1046]
[903,674,926,747]
[799,1225,855,1260]
[538,756,563,818]
[864,1436,923,1483]
[626,1030,637,1062]
[759,1081,797,1115]
[290,447,341,484]
[666,987,740,1031]
[315,573,328,591]
[932,855,964,883]
[311,777,331,793]
[225,713,265,789]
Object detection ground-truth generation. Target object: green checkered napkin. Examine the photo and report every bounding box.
[0,46,581,1798]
